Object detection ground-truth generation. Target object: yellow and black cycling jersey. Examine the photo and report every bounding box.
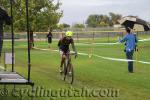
[58,37,74,53]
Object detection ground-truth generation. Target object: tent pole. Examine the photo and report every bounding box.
[10,0,14,72]
[25,0,31,81]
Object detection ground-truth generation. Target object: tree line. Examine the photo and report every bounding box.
[86,12,122,28]
[61,12,122,29]
[1,0,62,32]
[1,1,148,31]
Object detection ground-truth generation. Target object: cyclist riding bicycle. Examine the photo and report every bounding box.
[58,31,77,73]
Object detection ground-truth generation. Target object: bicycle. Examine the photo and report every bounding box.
[60,52,77,84]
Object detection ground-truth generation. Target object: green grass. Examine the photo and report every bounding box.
[0,36,150,100]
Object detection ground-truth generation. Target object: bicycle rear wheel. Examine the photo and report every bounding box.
[64,63,74,84]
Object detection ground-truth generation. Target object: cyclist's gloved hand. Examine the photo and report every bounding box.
[75,52,78,58]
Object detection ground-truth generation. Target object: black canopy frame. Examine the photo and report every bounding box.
[0,0,34,86]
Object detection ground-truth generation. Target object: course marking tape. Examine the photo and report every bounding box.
[138,38,150,42]
[3,38,150,47]
[0,66,5,70]
[75,38,150,46]
[33,47,150,65]
[76,42,119,46]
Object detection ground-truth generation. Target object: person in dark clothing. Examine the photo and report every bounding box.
[0,7,11,57]
[58,31,77,73]
[47,31,53,48]
[119,27,138,73]
[29,30,34,49]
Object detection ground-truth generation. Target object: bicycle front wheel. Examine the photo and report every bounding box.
[64,63,74,84]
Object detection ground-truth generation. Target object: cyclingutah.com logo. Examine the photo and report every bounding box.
[0,86,120,99]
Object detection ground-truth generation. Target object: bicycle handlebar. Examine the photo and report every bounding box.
[67,52,78,58]
[68,52,76,55]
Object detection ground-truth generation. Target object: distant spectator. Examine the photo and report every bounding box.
[47,31,53,48]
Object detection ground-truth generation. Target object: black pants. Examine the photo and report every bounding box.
[48,37,52,43]
[126,50,134,73]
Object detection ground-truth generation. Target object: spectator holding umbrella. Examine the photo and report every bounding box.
[119,27,138,73]
[47,31,53,48]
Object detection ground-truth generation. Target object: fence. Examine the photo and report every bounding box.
[3,30,150,43]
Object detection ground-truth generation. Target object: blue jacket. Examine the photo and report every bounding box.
[119,33,137,52]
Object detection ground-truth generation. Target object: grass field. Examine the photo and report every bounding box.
[0,36,150,100]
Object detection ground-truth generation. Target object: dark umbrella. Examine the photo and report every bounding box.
[119,16,150,31]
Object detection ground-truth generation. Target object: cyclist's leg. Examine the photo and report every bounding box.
[67,53,72,74]
[60,51,66,72]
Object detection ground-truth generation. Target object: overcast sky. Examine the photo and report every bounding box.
[54,0,150,25]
